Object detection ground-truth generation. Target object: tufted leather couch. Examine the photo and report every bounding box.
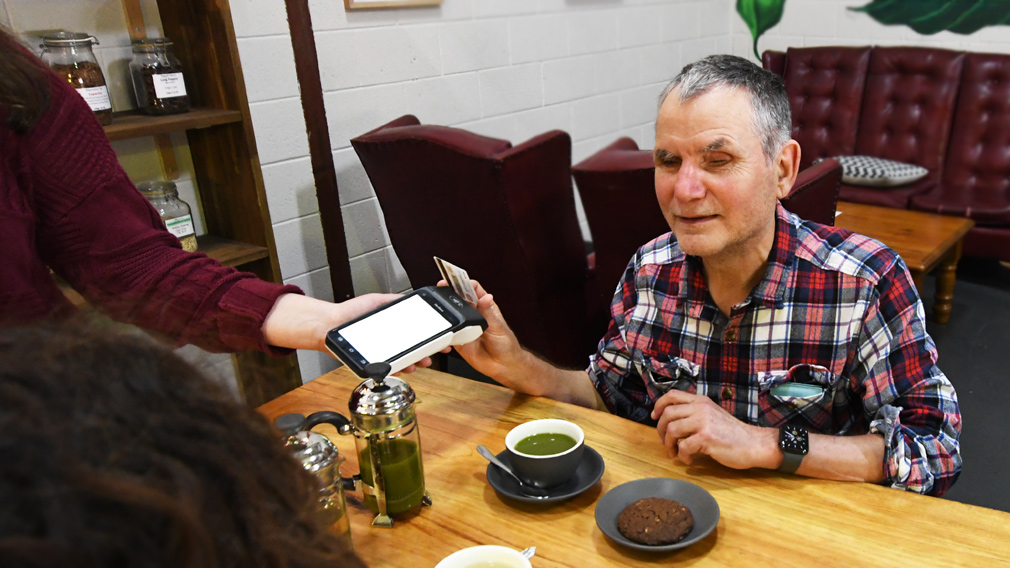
[763,46,1010,262]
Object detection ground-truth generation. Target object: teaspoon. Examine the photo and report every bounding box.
[476,444,550,498]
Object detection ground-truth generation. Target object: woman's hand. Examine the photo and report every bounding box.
[261,293,442,372]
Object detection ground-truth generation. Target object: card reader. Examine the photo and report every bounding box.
[324,286,487,378]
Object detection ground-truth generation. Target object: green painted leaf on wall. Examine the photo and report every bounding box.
[738,0,786,59]
[850,0,1010,35]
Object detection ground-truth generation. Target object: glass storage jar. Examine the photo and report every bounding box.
[137,181,198,252]
[39,32,113,125]
[129,38,190,115]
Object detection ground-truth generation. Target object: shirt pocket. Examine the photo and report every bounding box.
[757,364,838,433]
[634,353,700,403]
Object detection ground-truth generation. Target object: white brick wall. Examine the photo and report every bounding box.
[3,0,730,384]
[317,25,443,90]
[618,6,663,49]
[542,55,595,105]
[569,10,618,55]
[13,0,1010,385]
[439,20,509,74]
[50,0,1010,385]
[234,0,738,381]
[478,63,543,116]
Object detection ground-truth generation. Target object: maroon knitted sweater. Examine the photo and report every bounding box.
[0,64,301,353]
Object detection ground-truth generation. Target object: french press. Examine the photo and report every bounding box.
[275,413,353,546]
[279,363,431,528]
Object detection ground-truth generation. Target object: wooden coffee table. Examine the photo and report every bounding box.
[834,201,974,324]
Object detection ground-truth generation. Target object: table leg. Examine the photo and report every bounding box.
[933,241,964,324]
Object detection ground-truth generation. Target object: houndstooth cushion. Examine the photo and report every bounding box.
[816,155,928,187]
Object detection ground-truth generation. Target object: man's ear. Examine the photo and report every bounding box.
[774,140,801,199]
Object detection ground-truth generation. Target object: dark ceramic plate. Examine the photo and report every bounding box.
[594,478,719,551]
[486,445,604,503]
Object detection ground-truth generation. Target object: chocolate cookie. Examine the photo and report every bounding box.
[616,497,694,545]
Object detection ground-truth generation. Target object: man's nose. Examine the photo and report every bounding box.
[672,164,706,201]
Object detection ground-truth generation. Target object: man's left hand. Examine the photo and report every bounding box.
[650,389,774,469]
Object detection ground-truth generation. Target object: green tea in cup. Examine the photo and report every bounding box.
[504,419,585,488]
[513,432,577,455]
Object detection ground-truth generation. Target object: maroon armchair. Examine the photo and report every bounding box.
[571,138,668,319]
[783,158,843,228]
[350,115,597,369]
[572,138,842,320]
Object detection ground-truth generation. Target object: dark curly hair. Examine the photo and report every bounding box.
[0,321,366,568]
[0,26,51,133]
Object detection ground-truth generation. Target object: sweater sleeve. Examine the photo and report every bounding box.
[28,70,302,354]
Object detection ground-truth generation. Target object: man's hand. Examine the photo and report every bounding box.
[446,279,530,389]
[447,280,606,409]
[651,389,777,469]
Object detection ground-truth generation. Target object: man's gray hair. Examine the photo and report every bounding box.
[658,54,792,162]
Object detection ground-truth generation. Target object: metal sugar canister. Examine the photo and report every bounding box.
[39,32,113,125]
[275,413,353,549]
[129,38,190,115]
[136,180,198,252]
[347,363,431,527]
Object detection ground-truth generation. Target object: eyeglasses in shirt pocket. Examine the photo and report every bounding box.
[758,364,838,432]
[635,353,700,403]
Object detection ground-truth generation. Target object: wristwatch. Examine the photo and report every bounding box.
[778,424,809,474]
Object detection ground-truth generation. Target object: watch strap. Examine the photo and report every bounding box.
[778,450,804,474]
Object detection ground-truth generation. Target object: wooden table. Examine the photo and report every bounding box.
[258,366,1009,567]
[834,201,974,324]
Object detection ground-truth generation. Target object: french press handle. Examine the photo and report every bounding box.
[304,410,353,434]
[273,410,353,436]
[273,411,359,491]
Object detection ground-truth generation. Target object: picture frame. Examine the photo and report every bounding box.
[344,0,442,9]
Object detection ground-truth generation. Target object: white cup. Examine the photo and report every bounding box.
[434,545,532,568]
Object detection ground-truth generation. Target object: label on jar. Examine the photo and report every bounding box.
[165,215,195,239]
[153,73,187,99]
[76,86,112,112]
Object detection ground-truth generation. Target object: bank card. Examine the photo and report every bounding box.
[433,256,478,306]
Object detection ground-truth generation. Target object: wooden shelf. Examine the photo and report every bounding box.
[102,107,244,141]
[196,235,270,267]
[92,0,302,406]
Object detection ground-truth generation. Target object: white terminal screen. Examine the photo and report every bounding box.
[338,294,452,363]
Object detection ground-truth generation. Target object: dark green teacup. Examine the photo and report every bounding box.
[505,419,585,489]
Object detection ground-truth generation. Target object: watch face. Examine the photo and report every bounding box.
[779,424,809,455]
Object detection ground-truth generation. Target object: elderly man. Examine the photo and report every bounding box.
[454,54,960,496]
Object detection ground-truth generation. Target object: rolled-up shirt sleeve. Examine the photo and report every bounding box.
[587,258,657,423]
[855,259,962,496]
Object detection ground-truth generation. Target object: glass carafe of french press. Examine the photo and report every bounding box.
[277,363,430,528]
[349,362,431,527]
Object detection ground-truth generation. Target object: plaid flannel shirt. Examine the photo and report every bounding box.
[588,204,961,496]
